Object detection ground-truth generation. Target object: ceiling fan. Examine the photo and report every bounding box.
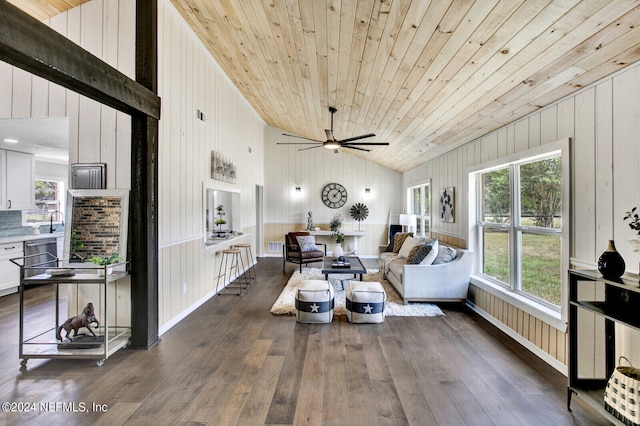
[277,107,389,152]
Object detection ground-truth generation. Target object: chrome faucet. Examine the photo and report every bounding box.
[50,211,64,233]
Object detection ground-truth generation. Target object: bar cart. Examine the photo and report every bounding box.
[11,253,131,369]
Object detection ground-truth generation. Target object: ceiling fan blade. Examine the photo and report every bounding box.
[298,145,324,151]
[341,145,371,152]
[281,133,324,143]
[324,129,335,141]
[338,133,376,143]
[277,142,321,145]
[341,142,389,146]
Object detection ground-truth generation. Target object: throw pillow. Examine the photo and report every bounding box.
[398,236,424,259]
[406,245,421,263]
[393,232,413,253]
[296,236,318,252]
[420,239,440,265]
[409,239,437,265]
[433,245,458,265]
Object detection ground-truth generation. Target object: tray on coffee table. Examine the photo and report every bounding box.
[321,256,366,281]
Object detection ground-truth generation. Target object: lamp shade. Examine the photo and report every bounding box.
[399,214,417,228]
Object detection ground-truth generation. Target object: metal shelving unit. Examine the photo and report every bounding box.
[11,255,130,368]
[568,269,640,425]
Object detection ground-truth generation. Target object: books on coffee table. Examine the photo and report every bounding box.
[331,261,351,268]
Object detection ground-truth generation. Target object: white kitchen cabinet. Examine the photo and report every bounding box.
[0,242,23,293]
[4,150,35,210]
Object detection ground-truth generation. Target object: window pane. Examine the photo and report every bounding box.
[423,184,430,233]
[482,168,510,224]
[519,157,561,228]
[482,227,509,284]
[521,233,561,306]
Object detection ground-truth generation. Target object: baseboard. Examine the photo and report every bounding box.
[466,300,568,376]
[158,265,252,336]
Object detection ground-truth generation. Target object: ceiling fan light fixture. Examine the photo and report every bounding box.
[324,141,340,149]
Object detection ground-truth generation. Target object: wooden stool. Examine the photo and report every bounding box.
[231,243,256,282]
[215,248,248,295]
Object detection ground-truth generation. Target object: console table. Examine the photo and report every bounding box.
[568,269,640,424]
[299,230,367,254]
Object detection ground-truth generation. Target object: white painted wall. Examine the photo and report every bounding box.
[0,0,133,188]
[264,125,402,256]
[156,1,265,332]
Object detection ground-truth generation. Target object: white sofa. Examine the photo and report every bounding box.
[379,243,474,304]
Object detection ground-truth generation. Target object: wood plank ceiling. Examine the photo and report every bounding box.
[13,0,640,172]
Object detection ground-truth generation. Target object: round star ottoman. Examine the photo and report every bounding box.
[346,281,386,323]
[295,280,335,323]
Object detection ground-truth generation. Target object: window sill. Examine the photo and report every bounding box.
[470,275,566,333]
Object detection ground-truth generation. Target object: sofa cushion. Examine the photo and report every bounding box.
[420,239,439,265]
[410,239,437,265]
[388,258,406,282]
[398,236,424,259]
[433,245,458,265]
[393,232,413,253]
[296,235,318,252]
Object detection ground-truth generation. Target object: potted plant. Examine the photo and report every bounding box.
[329,213,342,232]
[624,207,640,281]
[624,207,640,253]
[90,253,124,276]
[215,204,226,232]
[331,231,345,259]
[624,207,640,235]
[70,229,85,262]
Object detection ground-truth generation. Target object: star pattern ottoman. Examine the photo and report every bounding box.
[295,280,335,323]
[346,281,386,323]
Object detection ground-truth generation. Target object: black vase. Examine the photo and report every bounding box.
[598,240,626,279]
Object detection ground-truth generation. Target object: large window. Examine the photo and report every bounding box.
[473,142,568,311]
[408,182,430,237]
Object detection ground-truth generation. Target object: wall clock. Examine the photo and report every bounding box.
[322,183,348,209]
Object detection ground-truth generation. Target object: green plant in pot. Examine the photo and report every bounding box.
[90,253,124,276]
[70,229,85,262]
[624,207,640,280]
[624,207,640,236]
[331,231,345,244]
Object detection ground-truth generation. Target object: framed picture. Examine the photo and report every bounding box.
[211,151,237,183]
[440,187,455,222]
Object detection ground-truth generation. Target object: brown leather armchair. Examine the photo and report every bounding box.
[283,231,326,272]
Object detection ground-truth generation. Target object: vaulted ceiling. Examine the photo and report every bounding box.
[11,0,640,172]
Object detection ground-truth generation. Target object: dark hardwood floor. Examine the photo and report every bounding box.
[0,258,608,425]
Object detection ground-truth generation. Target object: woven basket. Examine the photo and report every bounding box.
[605,356,640,426]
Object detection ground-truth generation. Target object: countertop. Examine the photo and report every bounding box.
[0,231,65,246]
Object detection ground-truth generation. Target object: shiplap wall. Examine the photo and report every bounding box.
[157,1,265,332]
[405,60,640,367]
[264,125,402,256]
[0,0,134,326]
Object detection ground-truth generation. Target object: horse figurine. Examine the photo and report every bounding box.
[56,302,100,341]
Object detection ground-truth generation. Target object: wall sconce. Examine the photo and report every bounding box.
[295,186,301,192]
[365,188,371,194]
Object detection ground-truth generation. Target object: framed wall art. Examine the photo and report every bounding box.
[440,187,455,222]
[211,151,236,183]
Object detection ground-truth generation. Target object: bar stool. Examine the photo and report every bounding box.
[232,243,256,283]
[215,248,249,295]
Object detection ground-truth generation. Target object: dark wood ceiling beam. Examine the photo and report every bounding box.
[0,0,160,120]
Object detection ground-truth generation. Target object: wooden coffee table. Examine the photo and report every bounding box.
[321,256,366,281]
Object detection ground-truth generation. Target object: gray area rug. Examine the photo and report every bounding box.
[271,268,444,317]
